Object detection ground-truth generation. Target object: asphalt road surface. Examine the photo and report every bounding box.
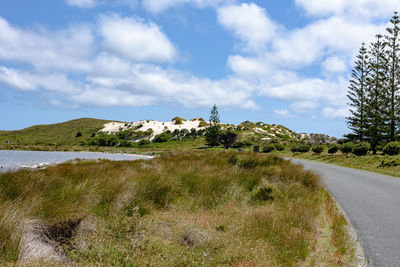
[289,158,400,267]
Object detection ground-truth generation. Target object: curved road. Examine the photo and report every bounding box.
[289,158,400,267]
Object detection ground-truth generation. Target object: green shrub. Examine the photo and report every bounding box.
[251,186,273,202]
[297,145,310,153]
[198,121,208,128]
[75,131,82,137]
[383,142,400,156]
[312,145,324,155]
[340,142,354,155]
[262,145,275,153]
[379,159,400,167]
[138,139,150,146]
[153,133,171,143]
[328,145,339,154]
[274,143,285,151]
[291,146,298,153]
[118,140,133,147]
[172,117,185,125]
[352,142,370,156]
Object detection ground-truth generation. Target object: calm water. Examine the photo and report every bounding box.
[0,150,152,172]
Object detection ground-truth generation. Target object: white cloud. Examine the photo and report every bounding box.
[99,14,176,62]
[270,17,382,68]
[0,66,81,94]
[0,17,94,72]
[227,55,270,77]
[295,0,400,19]
[274,109,296,118]
[322,56,347,73]
[86,64,258,109]
[289,101,318,113]
[142,0,232,14]
[66,0,97,8]
[72,88,156,107]
[322,107,350,119]
[217,3,277,51]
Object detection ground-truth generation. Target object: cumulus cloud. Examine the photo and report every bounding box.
[66,0,97,8]
[0,17,93,72]
[295,0,400,19]
[0,67,81,93]
[142,0,232,14]
[99,14,176,62]
[322,56,347,73]
[322,107,350,119]
[217,3,277,52]
[269,17,382,68]
[274,109,296,118]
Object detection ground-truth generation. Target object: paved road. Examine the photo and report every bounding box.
[289,158,400,267]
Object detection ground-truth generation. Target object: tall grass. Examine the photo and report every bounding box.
[0,151,353,265]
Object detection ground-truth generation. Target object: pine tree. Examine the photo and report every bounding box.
[366,34,389,154]
[347,43,369,141]
[205,104,221,147]
[385,12,400,141]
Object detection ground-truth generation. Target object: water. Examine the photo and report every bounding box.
[0,150,152,172]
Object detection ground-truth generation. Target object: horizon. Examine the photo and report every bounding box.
[1,0,398,137]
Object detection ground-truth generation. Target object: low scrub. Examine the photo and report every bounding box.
[262,145,275,153]
[352,142,370,156]
[312,145,324,155]
[340,142,354,155]
[291,144,311,153]
[0,152,353,265]
[328,145,339,154]
[383,142,400,156]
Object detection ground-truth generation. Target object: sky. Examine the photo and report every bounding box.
[0,0,399,137]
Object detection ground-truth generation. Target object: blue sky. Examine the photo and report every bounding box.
[0,0,397,137]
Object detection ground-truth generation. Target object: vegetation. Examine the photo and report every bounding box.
[218,130,238,149]
[328,145,339,155]
[347,12,400,153]
[352,142,370,156]
[0,118,111,146]
[262,145,275,153]
[383,141,400,155]
[153,133,171,143]
[172,117,185,125]
[312,145,324,155]
[0,152,355,265]
[205,105,221,147]
[285,151,400,178]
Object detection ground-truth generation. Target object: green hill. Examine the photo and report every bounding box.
[0,118,112,146]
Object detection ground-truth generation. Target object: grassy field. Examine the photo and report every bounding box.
[284,151,400,178]
[0,118,112,146]
[0,152,356,266]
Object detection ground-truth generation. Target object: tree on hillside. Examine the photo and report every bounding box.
[385,12,400,141]
[347,43,369,142]
[366,34,389,154]
[205,105,221,147]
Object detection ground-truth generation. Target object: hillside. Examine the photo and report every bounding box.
[0,118,112,146]
[0,117,336,147]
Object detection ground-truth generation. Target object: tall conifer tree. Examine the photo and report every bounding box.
[347,43,369,141]
[366,34,389,154]
[205,104,221,147]
[385,12,400,141]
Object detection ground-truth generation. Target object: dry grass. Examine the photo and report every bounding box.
[0,151,355,265]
